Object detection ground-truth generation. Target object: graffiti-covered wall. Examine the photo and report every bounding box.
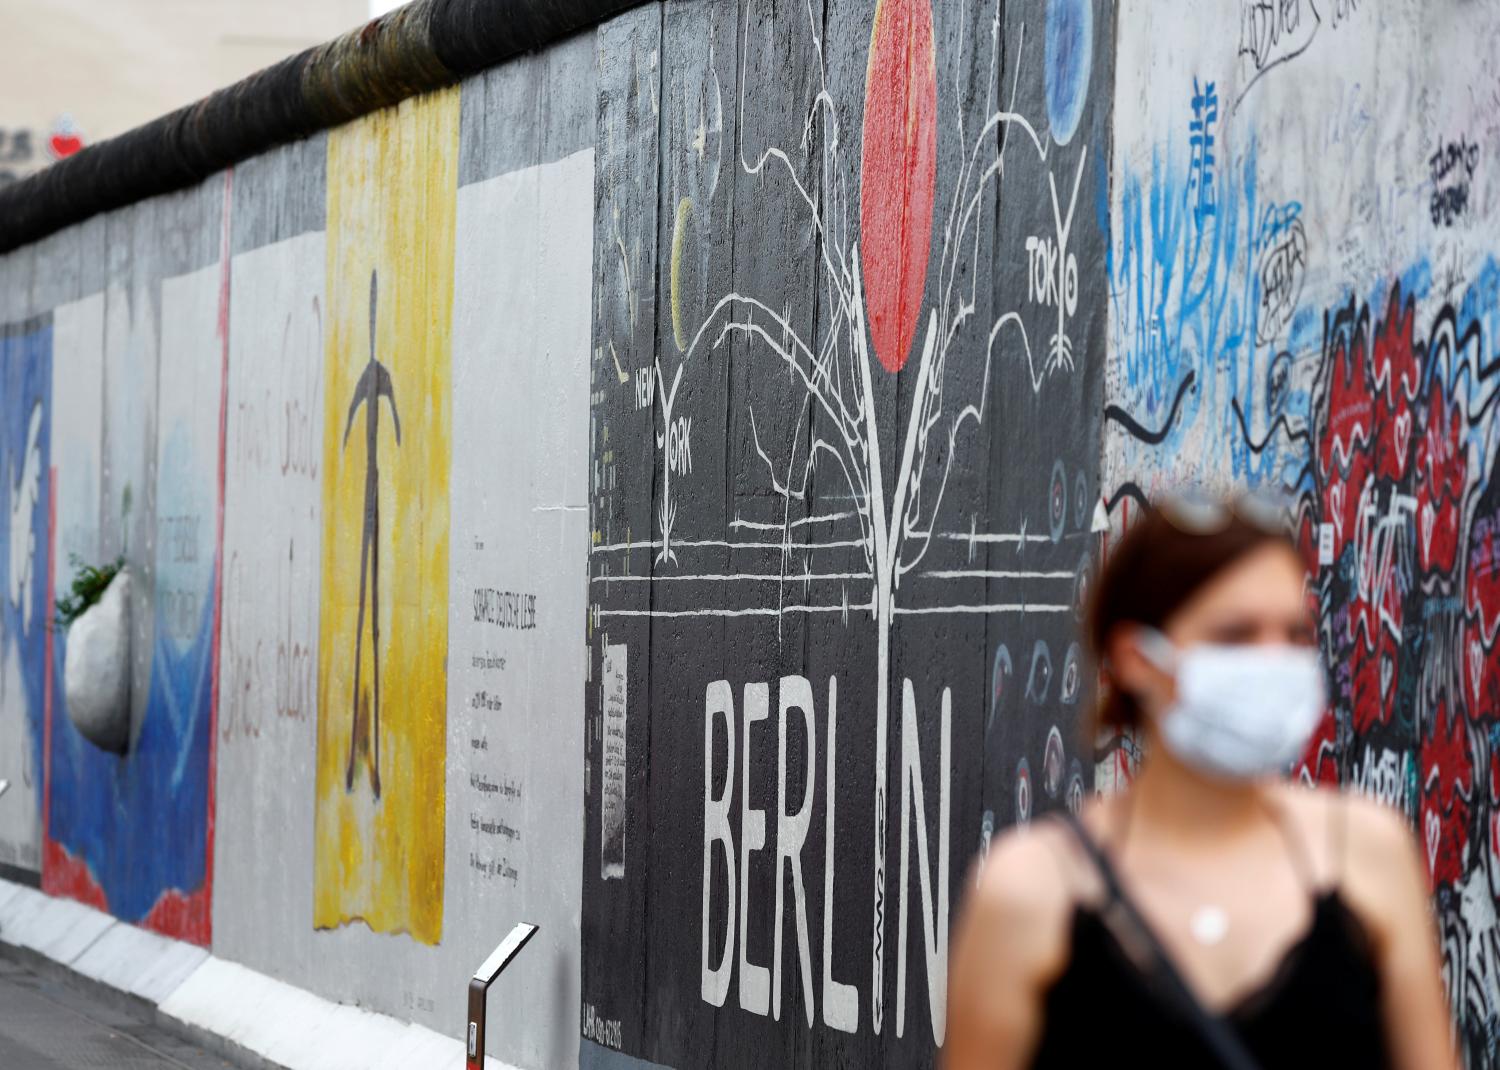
[0,0,1497,1068]
[1105,0,1500,1061]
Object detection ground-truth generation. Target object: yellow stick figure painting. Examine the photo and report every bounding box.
[342,267,400,800]
[315,87,457,944]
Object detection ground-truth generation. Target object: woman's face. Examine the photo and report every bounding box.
[1109,542,1317,723]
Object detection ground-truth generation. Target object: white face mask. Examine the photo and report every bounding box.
[1135,628,1327,780]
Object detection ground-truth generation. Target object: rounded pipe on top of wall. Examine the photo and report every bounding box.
[0,0,647,255]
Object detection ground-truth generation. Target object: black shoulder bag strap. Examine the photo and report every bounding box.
[1056,811,1263,1070]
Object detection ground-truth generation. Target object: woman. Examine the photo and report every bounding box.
[945,497,1456,1069]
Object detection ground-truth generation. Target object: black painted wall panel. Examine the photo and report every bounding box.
[582,2,1113,1065]
[584,3,663,1058]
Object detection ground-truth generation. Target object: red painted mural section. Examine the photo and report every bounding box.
[1293,280,1500,930]
[41,837,211,944]
[142,886,212,944]
[41,839,107,911]
[859,0,937,374]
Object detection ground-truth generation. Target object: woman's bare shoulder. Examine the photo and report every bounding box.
[1278,783,1417,857]
[1274,784,1426,927]
[1270,782,1411,844]
[948,816,1086,1065]
[974,819,1077,909]
[1339,790,1427,896]
[957,816,1085,982]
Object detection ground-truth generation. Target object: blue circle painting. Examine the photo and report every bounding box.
[1045,0,1092,146]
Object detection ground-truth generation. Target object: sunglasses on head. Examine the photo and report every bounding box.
[1153,485,1294,536]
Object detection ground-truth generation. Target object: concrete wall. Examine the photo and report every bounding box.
[0,1,1497,1068]
[210,32,596,1070]
[0,25,597,1069]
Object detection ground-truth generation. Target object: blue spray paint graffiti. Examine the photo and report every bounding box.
[1107,110,1321,493]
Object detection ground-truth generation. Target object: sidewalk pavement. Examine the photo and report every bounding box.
[0,953,233,1069]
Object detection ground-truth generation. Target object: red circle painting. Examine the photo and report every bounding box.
[859,0,938,374]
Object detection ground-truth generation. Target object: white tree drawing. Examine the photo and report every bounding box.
[596,0,1087,1038]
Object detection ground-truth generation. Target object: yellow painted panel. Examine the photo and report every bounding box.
[314,87,458,945]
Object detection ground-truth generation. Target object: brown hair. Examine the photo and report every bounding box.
[1087,504,1297,732]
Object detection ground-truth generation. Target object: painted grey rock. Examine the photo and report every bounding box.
[63,568,132,754]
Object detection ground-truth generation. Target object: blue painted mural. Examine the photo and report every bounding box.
[0,318,52,872]
[44,285,223,944]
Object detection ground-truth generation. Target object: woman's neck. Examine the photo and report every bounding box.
[1127,735,1269,841]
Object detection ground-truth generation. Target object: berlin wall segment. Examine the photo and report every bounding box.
[580,1,1111,1065]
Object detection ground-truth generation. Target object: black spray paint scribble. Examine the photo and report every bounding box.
[1430,135,1480,228]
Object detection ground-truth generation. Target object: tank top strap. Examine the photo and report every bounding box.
[1050,811,1265,1070]
[1053,809,1130,908]
[1059,799,1321,896]
[1329,790,1349,890]
[1255,793,1321,895]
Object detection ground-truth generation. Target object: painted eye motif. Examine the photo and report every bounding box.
[1074,548,1096,618]
[1061,643,1081,705]
[1026,639,1052,704]
[1049,460,1068,543]
[988,643,1013,737]
[1043,725,1066,798]
[1015,758,1032,825]
[1067,761,1085,815]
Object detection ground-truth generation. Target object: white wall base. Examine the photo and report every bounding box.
[0,878,513,1070]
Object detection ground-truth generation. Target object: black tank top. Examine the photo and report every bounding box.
[1029,808,1392,1069]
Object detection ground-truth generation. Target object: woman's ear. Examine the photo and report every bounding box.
[1104,624,1174,714]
